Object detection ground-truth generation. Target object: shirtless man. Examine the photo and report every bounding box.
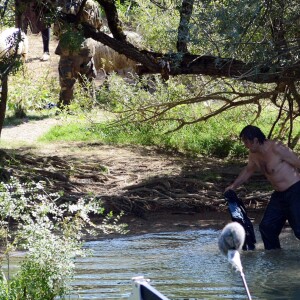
[225,125,300,249]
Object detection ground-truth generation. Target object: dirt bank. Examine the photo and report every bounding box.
[0,139,268,239]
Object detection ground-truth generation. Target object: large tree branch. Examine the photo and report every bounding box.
[107,88,277,133]
[82,25,162,72]
[54,0,300,84]
[82,22,300,84]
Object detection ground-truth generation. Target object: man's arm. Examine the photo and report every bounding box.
[225,158,257,191]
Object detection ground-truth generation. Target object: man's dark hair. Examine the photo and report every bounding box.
[239,125,266,144]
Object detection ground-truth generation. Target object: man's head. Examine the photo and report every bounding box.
[239,125,266,152]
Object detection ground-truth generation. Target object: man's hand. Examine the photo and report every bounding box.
[225,184,236,192]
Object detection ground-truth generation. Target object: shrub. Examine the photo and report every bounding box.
[0,177,127,299]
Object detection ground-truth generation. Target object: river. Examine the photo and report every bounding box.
[72,225,300,299]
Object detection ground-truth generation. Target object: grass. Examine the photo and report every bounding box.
[39,120,245,158]
[39,104,300,158]
[5,66,300,159]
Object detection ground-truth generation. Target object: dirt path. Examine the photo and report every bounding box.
[25,32,60,77]
[0,134,268,238]
[0,32,60,143]
[1,118,59,143]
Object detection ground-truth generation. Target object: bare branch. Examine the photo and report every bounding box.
[268,86,287,139]
[287,90,294,147]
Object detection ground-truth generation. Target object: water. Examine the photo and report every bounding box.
[71,226,300,300]
[3,226,300,299]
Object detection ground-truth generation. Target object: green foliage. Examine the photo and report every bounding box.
[59,26,85,53]
[40,72,300,158]
[40,104,279,159]
[7,68,60,117]
[117,0,300,69]
[8,260,59,300]
[126,0,180,52]
[189,0,269,59]
[0,1,15,28]
[40,121,96,142]
[96,73,194,116]
[0,177,127,299]
[0,55,25,79]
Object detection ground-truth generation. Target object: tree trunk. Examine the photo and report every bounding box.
[177,0,194,53]
[0,76,8,137]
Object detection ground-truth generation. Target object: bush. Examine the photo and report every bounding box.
[41,73,300,158]
[0,177,127,299]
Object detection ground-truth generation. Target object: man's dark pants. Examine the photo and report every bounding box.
[259,181,300,250]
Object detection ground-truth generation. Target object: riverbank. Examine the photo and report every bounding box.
[0,139,269,241]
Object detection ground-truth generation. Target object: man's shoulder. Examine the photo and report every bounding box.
[270,139,286,149]
[269,139,291,157]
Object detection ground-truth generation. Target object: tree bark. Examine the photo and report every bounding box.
[0,76,8,137]
[96,0,127,41]
[177,0,194,53]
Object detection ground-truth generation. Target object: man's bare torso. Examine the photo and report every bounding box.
[249,140,300,191]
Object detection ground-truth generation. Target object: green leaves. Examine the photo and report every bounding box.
[59,26,86,54]
[0,177,127,299]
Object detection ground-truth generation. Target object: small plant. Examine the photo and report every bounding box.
[7,67,60,118]
[0,177,127,299]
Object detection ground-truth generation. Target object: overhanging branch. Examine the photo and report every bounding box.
[81,23,300,84]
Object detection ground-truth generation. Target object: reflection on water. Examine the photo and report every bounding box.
[71,226,300,300]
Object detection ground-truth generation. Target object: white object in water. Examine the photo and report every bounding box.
[128,276,170,300]
[218,222,245,255]
[218,222,252,300]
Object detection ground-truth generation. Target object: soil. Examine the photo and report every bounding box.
[0,33,268,239]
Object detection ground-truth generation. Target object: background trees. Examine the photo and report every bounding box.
[1,0,300,145]
[94,0,300,146]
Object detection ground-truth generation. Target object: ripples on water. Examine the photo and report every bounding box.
[71,226,300,300]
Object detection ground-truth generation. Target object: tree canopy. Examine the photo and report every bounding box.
[94,0,300,84]
[88,0,300,145]
[1,0,300,144]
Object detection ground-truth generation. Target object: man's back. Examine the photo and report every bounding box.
[249,140,300,191]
